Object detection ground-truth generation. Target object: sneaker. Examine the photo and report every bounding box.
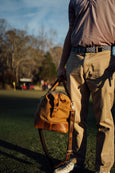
[53,159,78,173]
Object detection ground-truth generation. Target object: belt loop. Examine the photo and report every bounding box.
[95,46,98,53]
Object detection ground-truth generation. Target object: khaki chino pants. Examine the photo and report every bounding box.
[66,50,115,172]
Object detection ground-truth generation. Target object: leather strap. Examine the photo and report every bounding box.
[48,78,70,98]
[54,109,75,168]
[38,78,75,168]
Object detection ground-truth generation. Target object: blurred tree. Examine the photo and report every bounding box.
[38,26,48,51]
[38,26,57,51]
[0,19,11,88]
[38,52,57,81]
[50,46,63,69]
[0,18,62,87]
[47,28,57,50]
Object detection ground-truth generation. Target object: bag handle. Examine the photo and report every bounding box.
[48,78,70,99]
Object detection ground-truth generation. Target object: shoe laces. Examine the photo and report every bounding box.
[54,160,77,173]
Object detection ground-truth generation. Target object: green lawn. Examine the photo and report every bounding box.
[0,90,114,173]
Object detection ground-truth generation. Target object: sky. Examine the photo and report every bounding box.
[0,0,70,45]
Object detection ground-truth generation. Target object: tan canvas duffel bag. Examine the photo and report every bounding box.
[34,78,72,133]
[34,78,75,169]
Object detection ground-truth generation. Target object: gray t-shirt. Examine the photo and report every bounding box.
[69,0,115,47]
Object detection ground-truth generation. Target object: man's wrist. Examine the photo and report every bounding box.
[59,61,66,68]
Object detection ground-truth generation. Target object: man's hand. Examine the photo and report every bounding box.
[57,66,67,80]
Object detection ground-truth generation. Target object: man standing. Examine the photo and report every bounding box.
[54,0,115,173]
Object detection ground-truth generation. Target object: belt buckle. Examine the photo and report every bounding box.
[98,47,102,52]
[95,46,102,53]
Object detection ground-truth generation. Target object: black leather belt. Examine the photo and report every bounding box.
[71,46,111,53]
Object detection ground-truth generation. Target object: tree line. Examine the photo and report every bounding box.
[0,19,63,88]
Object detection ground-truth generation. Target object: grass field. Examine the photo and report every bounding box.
[0,89,114,173]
